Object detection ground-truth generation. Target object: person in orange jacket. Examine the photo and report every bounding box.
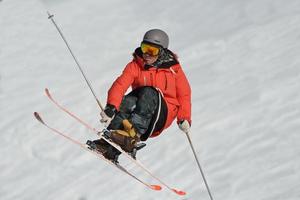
[90,29,191,162]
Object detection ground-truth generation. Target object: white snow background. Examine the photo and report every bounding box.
[1,0,300,199]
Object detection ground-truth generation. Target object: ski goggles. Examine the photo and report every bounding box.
[141,42,160,56]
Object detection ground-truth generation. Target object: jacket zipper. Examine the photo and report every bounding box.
[150,73,154,86]
[164,73,168,90]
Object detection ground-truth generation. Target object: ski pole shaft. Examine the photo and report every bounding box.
[47,11,104,111]
[185,131,214,200]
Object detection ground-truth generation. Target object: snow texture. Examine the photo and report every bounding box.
[1,0,300,199]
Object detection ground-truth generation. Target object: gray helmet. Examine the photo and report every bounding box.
[142,29,169,49]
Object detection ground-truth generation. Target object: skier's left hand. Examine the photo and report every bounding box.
[178,120,191,133]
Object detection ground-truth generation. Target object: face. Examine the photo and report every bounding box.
[140,42,160,65]
[142,53,158,65]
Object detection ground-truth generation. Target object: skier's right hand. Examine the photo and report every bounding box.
[100,104,117,127]
[178,120,191,134]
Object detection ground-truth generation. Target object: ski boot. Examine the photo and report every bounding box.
[86,139,121,163]
[104,119,146,159]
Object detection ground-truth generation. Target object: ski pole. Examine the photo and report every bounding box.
[47,11,104,111]
[185,131,214,200]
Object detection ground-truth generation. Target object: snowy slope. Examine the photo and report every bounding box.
[1,0,300,199]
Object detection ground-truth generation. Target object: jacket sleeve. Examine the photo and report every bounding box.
[107,62,137,110]
[175,65,192,125]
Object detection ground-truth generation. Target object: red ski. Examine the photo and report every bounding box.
[44,88,186,196]
[34,112,161,191]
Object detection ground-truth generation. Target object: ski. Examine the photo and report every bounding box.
[33,112,162,191]
[44,88,186,196]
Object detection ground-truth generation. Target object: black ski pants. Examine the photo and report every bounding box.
[108,86,167,141]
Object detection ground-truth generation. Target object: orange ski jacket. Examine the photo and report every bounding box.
[107,48,191,137]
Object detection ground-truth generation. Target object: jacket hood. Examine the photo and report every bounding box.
[133,47,179,69]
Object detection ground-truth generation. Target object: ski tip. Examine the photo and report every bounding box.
[150,185,162,191]
[45,88,50,96]
[34,112,44,124]
[172,189,186,196]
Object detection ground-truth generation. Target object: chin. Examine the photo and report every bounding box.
[146,61,154,65]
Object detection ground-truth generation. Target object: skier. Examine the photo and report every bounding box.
[88,29,191,162]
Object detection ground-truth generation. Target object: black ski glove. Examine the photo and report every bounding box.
[103,104,117,118]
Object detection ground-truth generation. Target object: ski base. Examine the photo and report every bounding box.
[41,88,187,196]
[34,112,162,191]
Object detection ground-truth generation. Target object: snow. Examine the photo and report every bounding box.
[1,0,300,199]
